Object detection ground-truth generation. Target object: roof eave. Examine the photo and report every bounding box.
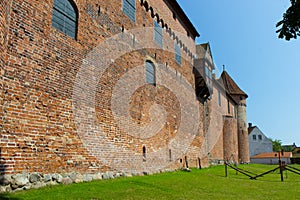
[164,0,200,38]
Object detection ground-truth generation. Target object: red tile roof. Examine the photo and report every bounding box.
[251,152,292,159]
[221,71,248,97]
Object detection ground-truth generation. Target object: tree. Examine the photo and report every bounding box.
[276,0,300,40]
[283,145,294,152]
[271,139,282,152]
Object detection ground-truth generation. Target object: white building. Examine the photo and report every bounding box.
[250,152,292,165]
[248,123,273,157]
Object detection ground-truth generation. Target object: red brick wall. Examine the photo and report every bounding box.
[1,0,206,175]
[223,116,238,162]
[205,84,226,162]
[237,98,250,163]
[0,0,11,174]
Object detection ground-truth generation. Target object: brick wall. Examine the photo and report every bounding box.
[237,98,250,163]
[223,116,238,162]
[0,0,250,176]
[0,0,12,175]
[0,0,207,175]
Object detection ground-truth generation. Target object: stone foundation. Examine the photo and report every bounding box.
[0,169,178,193]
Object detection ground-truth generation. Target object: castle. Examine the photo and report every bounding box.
[0,0,249,191]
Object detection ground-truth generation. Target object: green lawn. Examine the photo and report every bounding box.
[2,164,300,200]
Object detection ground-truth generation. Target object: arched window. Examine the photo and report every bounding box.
[52,0,78,39]
[146,61,156,85]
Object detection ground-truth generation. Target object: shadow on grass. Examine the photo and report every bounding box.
[213,165,300,183]
[0,194,21,200]
[217,172,300,183]
[130,180,174,193]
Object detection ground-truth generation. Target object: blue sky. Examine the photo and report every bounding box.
[177,0,300,146]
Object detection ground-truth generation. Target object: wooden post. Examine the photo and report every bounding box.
[225,163,228,177]
[279,160,284,182]
[198,157,202,169]
[279,150,284,182]
[185,156,189,169]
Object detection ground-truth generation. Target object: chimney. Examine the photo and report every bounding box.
[248,123,252,128]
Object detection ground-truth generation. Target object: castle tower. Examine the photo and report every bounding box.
[237,97,250,163]
[223,116,239,163]
[221,71,250,163]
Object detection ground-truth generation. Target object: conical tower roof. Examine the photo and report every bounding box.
[221,71,248,98]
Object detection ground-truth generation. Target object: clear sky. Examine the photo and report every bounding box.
[177,0,300,146]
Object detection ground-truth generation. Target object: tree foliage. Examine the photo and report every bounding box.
[271,139,282,152]
[283,145,294,152]
[276,0,300,40]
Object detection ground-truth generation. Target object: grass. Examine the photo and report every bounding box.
[1,164,300,200]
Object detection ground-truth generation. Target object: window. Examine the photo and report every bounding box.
[204,66,212,79]
[258,135,262,140]
[253,135,257,140]
[234,106,237,118]
[52,0,78,39]
[204,66,212,89]
[143,146,146,162]
[169,149,172,162]
[174,42,181,65]
[227,100,230,114]
[123,0,136,22]
[218,90,221,106]
[146,61,155,85]
[154,21,163,47]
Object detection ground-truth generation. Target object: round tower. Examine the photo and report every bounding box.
[221,70,250,164]
[223,116,238,163]
[237,97,250,163]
